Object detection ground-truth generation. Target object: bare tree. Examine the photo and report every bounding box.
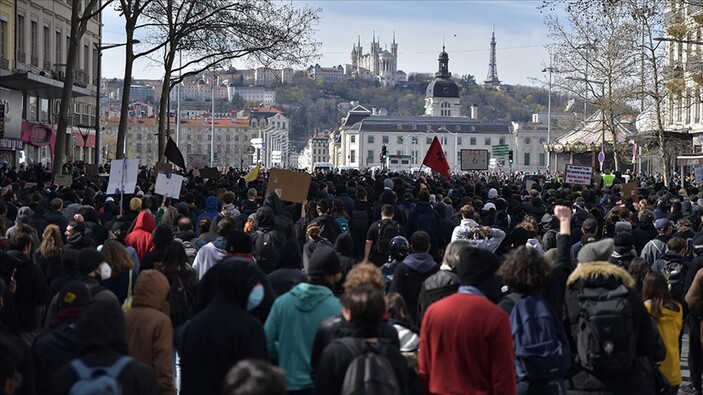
[54,0,113,174]
[545,2,641,170]
[139,0,320,161]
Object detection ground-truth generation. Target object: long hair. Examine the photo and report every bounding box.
[160,207,179,229]
[38,224,63,258]
[385,292,412,325]
[101,239,134,276]
[642,271,680,319]
[161,240,189,278]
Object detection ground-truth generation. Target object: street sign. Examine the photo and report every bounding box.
[491,144,509,154]
[251,138,263,149]
[461,149,489,170]
[598,151,605,163]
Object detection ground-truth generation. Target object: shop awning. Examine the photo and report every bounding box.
[0,72,92,99]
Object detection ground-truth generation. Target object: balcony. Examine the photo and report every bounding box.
[17,51,26,63]
[30,55,38,67]
[53,64,88,87]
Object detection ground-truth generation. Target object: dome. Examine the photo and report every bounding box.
[426,78,459,98]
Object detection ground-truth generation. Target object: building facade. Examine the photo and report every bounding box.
[0,0,100,165]
[227,85,276,104]
[348,33,406,87]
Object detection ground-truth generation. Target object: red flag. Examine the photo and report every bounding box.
[422,136,451,179]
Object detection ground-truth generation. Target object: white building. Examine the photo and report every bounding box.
[308,129,330,165]
[249,107,291,167]
[308,64,347,83]
[332,49,516,172]
[227,85,276,104]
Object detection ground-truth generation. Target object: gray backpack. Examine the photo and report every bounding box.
[68,356,133,395]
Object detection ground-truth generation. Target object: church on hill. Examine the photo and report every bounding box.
[348,33,407,87]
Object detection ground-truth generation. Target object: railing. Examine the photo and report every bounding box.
[53,64,89,87]
[30,55,38,67]
[74,68,88,87]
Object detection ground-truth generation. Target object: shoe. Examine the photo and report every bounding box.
[680,383,703,395]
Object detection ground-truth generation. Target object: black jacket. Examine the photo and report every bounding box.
[33,320,78,395]
[632,220,658,255]
[417,269,460,325]
[6,249,48,332]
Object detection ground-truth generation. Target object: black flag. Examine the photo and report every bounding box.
[164,136,186,169]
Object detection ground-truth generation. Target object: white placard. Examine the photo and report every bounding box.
[564,164,593,185]
[154,171,184,199]
[695,167,703,183]
[106,159,139,195]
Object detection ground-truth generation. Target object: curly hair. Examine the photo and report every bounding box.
[160,207,179,228]
[343,263,384,291]
[499,246,551,293]
[515,220,539,238]
[37,224,63,258]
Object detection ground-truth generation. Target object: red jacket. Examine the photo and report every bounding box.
[125,211,156,262]
[419,293,516,395]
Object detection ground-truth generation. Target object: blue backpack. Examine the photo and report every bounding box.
[68,356,133,395]
[510,294,571,380]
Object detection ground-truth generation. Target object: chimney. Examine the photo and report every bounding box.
[470,104,478,120]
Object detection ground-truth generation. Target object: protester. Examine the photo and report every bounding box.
[125,210,156,262]
[33,225,64,284]
[222,360,286,395]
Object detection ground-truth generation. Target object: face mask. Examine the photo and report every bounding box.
[246,285,264,311]
[99,262,112,280]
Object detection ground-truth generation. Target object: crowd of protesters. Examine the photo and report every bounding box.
[1,160,702,394]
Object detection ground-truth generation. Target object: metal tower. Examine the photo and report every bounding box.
[484,26,501,87]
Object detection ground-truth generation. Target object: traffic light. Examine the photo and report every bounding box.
[508,150,514,165]
[381,145,387,160]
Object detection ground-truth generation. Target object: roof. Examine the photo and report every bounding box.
[426,78,459,98]
[552,111,636,146]
[104,117,251,128]
[353,115,511,134]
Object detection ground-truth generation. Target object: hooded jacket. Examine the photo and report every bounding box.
[125,211,156,262]
[389,253,439,325]
[141,224,173,271]
[644,300,683,386]
[264,282,342,391]
[450,218,479,242]
[52,300,158,395]
[33,319,79,395]
[195,196,219,234]
[334,233,356,275]
[264,192,295,239]
[266,239,305,296]
[125,270,175,395]
[7,249,48,332]
[179,258,267,395]
[192,237,227,280]
[563,262,660,394]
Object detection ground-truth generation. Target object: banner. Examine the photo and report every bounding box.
[422,136,451,179]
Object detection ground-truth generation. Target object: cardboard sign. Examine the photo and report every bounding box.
[154,171,184,199]
[621,182,638,199]
[153,161,173,174]
[564,165,593,185]
[54,174,73,188]
[198,167,220,179]
[265,168,312,204]
[187,154,207,170]
[106,159,139,195]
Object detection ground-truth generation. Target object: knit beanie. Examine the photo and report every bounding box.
[57,281,91,309]
[457,247,500,286]
[577,238,615,263]
[307,245,341,276]
[76,248,106,275]
[130,197,142,211]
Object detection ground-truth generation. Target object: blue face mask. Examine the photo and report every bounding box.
[246,285,264,311]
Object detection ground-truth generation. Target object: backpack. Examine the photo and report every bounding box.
[575,284,637,377]
[312,216,341,244]
[375,220,401,258]
[350,210,369,234]
[337,338,401,395]
[181,240,199,265]
[336,216,350,234]
[168,271,197,327]
[413,208,439,246]
[68,356,133,395]
[656,258,685,301]
[510,294,571,380]
[252,229,283,274]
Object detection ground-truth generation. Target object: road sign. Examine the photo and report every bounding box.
[491,144,509,154]
[251,138,263,149]
[461,149,489,170]
[598,151,605,163]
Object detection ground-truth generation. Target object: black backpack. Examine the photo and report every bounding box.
[252,229,284,274]
[376,220,401,258]
[350,210,369,234]
[337,338,401,395]
[657,259,685,301]
[168,271,197,327]
[575,284,637,377]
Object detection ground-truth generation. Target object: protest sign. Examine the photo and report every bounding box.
[153,161,173,174]
[54,174,72,188]
[564,165,593,185]
[198,167,220,179]
[265,169,312,204]
[106,159,139,195]
[621,182,638,199]
[154,171,184,199]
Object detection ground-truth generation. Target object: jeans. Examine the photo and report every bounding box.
[517,379,566,395]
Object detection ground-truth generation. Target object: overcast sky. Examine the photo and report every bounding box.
[100,0,555,86]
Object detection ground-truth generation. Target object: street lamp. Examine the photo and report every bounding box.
[93,39,140,165]
[76,124,91,162]
[438,126,458,173]
[202,69,218,168]
[542,62,556,171]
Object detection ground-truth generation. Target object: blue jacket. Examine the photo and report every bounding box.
[264,282,342,391]
[195,196,219,234]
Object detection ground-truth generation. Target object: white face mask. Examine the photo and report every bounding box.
[99,262,112,280]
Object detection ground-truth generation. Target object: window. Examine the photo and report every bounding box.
[484,137,491,146]
[396,150,402,156]
[30,20,37,65]
[382,135,389,144]
[83,44,89,75]
[17,15,25,59]
[350,149,356,163]
[457,137,462,145]
[92,47,98,83]
[440,101,451,116]
[0,19,6,61]
[524,152,531,166]
[350,135,356,143]
[499,137,505,145]
[470,137,477,145]
[426,137,432,144]
[539,153,546,167]
[440,136,448,145]
[43,26,49,68]
[368,150,374,163]
[397,136,404,144]
[367,135,374,144]
[55,30,61,63]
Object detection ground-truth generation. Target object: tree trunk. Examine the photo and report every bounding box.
[156,49,176,162]
[116,40,135,159]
